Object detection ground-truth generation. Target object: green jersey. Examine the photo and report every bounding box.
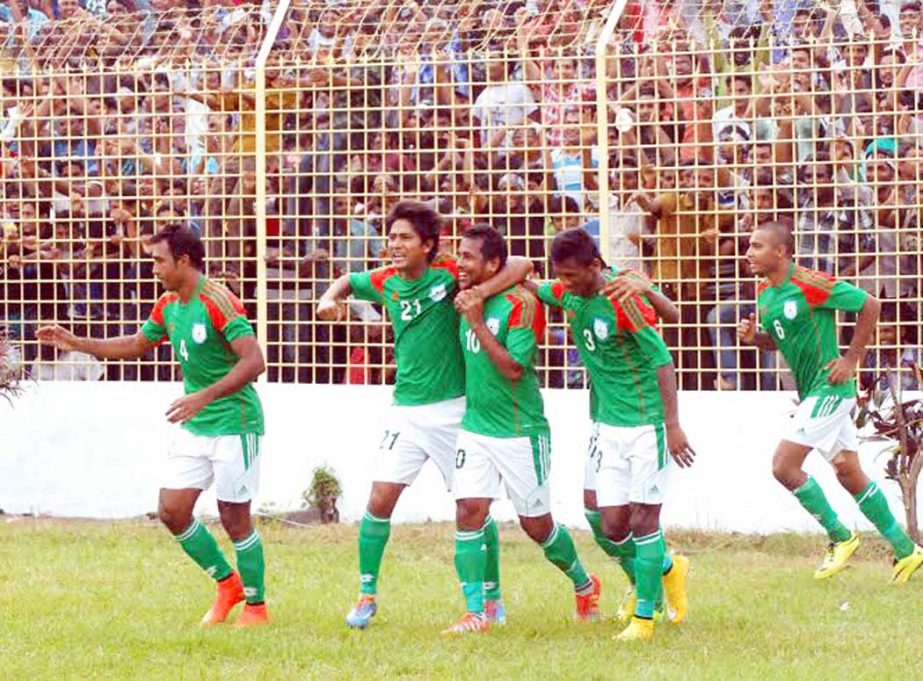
[459,285,549,438]
[537,273,673,427]
[349,256,465,406]
[757,264,868,400]
[141,277,264,436]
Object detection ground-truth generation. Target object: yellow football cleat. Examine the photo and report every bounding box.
[614,616,654,642]
[663,554,690,624]
[615,586,636,622]
[891,545,923,584]
[814,531,860,580]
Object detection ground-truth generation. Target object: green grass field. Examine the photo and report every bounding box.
[1,519,921,680]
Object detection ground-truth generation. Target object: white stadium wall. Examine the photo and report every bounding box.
[1,383,916,534]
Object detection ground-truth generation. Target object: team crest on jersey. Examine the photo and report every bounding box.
[783,300,798,320]
[192,322,207,344]
[486,318,501,335]
[593,318,609,340]
[429,283,447,302]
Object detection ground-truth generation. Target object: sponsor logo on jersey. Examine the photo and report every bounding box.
[429,283,447,302]
[486,318,500,335]
[594,318,609,340]
[783,300,798,320]
[192,322,207,344]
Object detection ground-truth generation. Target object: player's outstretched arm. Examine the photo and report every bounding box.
[737,313,776,351]
[827,294,880,385]
[36,325,154,360]
[166,335,266,425]
[316,274,352,322]
[656,361,695,468]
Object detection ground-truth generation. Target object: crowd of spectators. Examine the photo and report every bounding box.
[0,0,920,390]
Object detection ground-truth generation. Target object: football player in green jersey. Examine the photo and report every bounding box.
[739,221,923,583]
[530,229,694,642]
[317,202,532,629]
[444,225,600,634]
[38,226,270,627]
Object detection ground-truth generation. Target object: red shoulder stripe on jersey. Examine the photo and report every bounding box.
[550,280,566,301]
[613,294,656,333]
[756,279,771,296]
[431,255,459,280]
[203,280,247,319]
[791,266,834,308]
[369,266,399,293]
[507,288,545,341]
[149,292,179,325]
[200,295,232,332]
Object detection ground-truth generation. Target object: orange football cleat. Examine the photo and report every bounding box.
[200,571,245,627]
[574,573,601,622]
[234,603,270,628]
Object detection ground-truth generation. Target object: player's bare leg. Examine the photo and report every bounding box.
[217,500,267,628]
[346,482,405,629]
[831,451,923,583]
[444,497,492,634]
[773,440,859,579]
[520,513,599,622]
[159,488,242,627]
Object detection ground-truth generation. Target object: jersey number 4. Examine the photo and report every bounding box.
[179,338,190,362]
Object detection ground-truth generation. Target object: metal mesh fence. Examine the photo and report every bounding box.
[1,0,921,391]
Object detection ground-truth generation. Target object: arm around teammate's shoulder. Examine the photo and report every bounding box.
[477,256,534,299]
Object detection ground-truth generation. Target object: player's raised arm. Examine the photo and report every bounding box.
[36,324,154,360]
[827,293,880,385]
[475,256,534,298]
[166,334,265,425]
[316,274,352,322]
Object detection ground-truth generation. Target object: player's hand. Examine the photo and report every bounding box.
[737,313,757,345]
[166,391,211,425]
[36,324,79,352]
[601,270,651,303]
[825,356,856,385]
[666,423,695,468]
[456,290,485,324]
[316,297,345,322]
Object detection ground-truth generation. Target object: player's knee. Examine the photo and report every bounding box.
[367,485,401,519]
[217,502,252,540]
[158,504,191,535]
[600,514,630,543]
[771,456,797,489]
[455,500,487,531]
[628,507,659,538]
[520,514,553,544]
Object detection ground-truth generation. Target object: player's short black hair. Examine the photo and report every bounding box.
[385,200,443,262]
[755,220,795,256]
[462,224,507,270]
[150,224,205,270]
[551,228,601,267]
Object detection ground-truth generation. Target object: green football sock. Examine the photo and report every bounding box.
[174,518,232,581]
[634,530,665,620]
[233,530,266,604]
[483,516,502,601]
[455,528,486,614]
[358,511,391,595]
[855,482,915,559]
[584,509,620,558]
[793,476,852,543]
[541,524,592,592]
[612,532,637,585]
[660,530,674,574]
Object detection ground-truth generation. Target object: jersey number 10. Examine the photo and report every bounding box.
[465,329,481,353]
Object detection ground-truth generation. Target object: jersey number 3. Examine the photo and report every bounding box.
[582,329,596,351]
